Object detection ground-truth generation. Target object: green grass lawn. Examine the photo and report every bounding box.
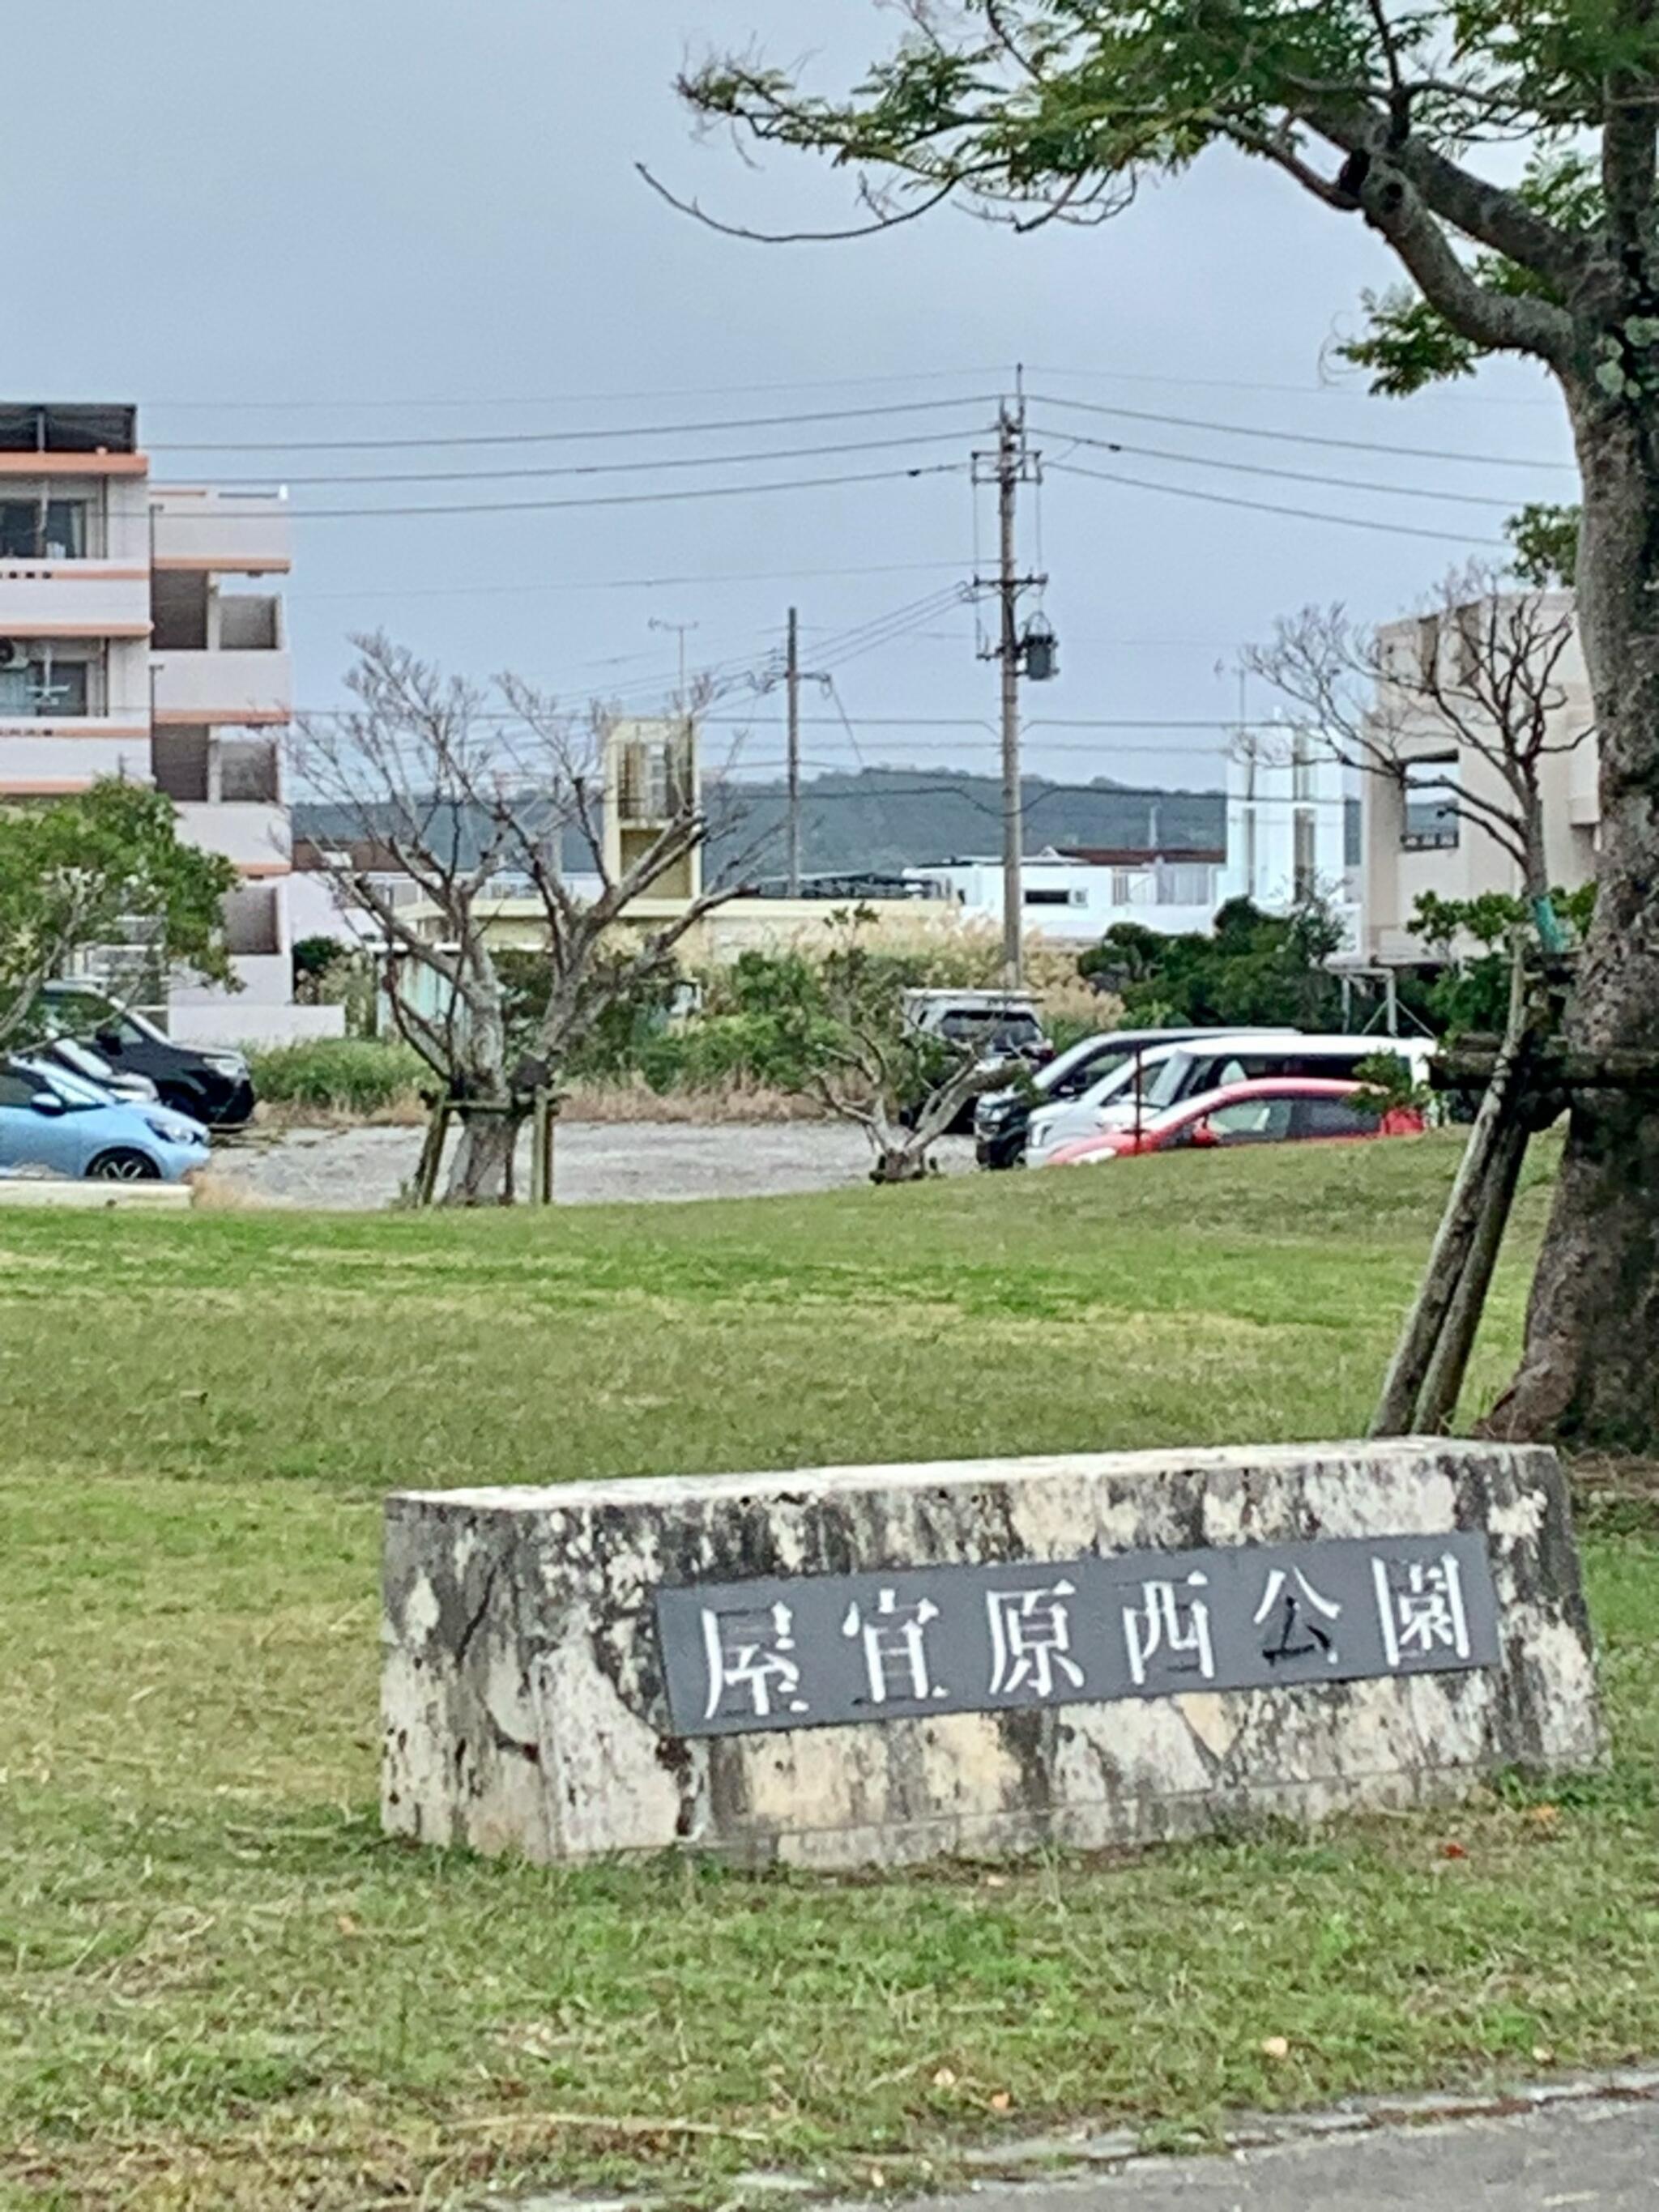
[2,1135,1655,2211]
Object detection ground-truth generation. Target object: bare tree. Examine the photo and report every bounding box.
[774,914,1009,1183]
[1246,564,1593,910]
[293,634,750,1205]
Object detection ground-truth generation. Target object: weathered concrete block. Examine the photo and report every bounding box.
[381,1439,1601,1870]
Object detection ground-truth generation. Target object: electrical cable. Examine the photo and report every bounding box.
[150,394,997,456]
[231,427,977,490]
[194,460,968,524]
[1032,425,1523,509]
[1031,390,1575,471]
[1049,458,1507,547]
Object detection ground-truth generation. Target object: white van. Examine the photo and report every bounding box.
[1025,1032,1435,1166]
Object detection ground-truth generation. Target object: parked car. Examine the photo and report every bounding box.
[975,1026,1282,1170]
[34,1034,160,1106]
[903,987,1053,1062]
[0,1059,211,1181]
[902,987,1054,1133]
[40,982,255,1127]
[1026,1031,1434,1166]
[1042,1076,1426,1166]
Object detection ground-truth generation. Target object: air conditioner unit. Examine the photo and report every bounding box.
[0,640,27,670]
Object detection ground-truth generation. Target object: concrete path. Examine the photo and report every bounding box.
[495,2085,1659,2212]
[879,2092,1658,2211]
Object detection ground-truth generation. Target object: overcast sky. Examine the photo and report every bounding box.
[11,1,1577,795]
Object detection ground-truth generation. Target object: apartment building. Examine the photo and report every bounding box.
[0,400,339,1043]
[904,844,1226,943]
[1357,592,1598,965]
[1219,729,1361,951]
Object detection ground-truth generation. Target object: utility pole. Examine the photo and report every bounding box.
[974,386,1046,988]
[648,615,698,705]
[787,605,803,897]
[753,610,830,897]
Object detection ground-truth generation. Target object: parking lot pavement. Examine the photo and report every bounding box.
[210,1119,976,1209]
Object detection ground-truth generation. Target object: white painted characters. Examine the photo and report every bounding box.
[1372,1552,1471,1669]
[699,1598,809,1720]
[1122,1571,1214,1689]
[1253,1565,1344,1668]
[842,1588,947,1703]
[985,1579,1085,1699]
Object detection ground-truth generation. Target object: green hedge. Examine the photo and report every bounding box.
[248,1038,428,1115]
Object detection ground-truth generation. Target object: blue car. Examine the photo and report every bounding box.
[0,1058,211,1182]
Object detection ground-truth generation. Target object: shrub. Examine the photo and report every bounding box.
[249,1038,428,1115]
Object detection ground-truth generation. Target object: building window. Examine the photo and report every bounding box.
[1293,808,1317,900]
[1023,886,1072,906]
[0,651,92,717]
[1401,755,1461,850]
[1290,731,1315,802]
[0,499,87,559]
[1156,863,1216,906]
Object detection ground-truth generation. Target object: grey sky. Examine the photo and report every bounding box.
[11,1,1576,796]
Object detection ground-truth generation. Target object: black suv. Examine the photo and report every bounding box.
[40,983,257,1128]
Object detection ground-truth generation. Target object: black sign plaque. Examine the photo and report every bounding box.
[654,1532,1500,1739]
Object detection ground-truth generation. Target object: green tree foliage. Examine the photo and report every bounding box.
[678,6,1632,416]
[1409,884,1597,1037]
[1507,501,1581,588]
[0,781,237,1047]
[1079,898,1350,1030]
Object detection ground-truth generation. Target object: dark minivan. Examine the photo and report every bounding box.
[41,983,256,1128]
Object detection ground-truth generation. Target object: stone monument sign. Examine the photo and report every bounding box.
[382,1439,1601,1869]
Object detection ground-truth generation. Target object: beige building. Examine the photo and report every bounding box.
[0,401,339,1042]
[1358,591,1599,965]
[393,714,959,982]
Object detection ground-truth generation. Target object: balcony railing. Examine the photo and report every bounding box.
[151,647,292,724]
[151,487,292,574]
[0,564,151,637]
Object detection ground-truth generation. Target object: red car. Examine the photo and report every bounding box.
[1044,1076,1425,1167]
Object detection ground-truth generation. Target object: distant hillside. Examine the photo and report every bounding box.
[293,768,1226,885]
[708,767,1225,881]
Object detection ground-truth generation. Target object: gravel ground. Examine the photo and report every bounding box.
[207,1119,978,1210]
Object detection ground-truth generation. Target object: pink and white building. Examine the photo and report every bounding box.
[0,401,339,1043]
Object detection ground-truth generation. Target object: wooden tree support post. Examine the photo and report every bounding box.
[529,1089,558,1207]
[1371,951,1534,1438]
[1413,1112,1532,1433]
[412,1101,451,1209]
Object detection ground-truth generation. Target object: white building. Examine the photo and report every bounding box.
[0,401,339,1044]
[1358,594,1597,965]
[904,843,1226,943]
[1220,729,1361,951]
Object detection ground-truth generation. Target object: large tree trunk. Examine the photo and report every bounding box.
[1488,396,1659,1449]
[442,1104,524,1206]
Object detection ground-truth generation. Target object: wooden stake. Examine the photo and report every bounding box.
[530,1089,556,1206]
[1371,948,1530,1438]
[413,1102,450,1208]
[1413,1112,1531,1432]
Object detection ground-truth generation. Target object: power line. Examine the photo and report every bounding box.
[235,427,975,490]
[1034,424,1520,509]
[223,460,967,523]
[1050,458,1507,547]
[150,394,996,456]
[1028,360,1559,410]
[1032,390,1576,471]
[288,558,966,604]
[146,369,1011,414]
